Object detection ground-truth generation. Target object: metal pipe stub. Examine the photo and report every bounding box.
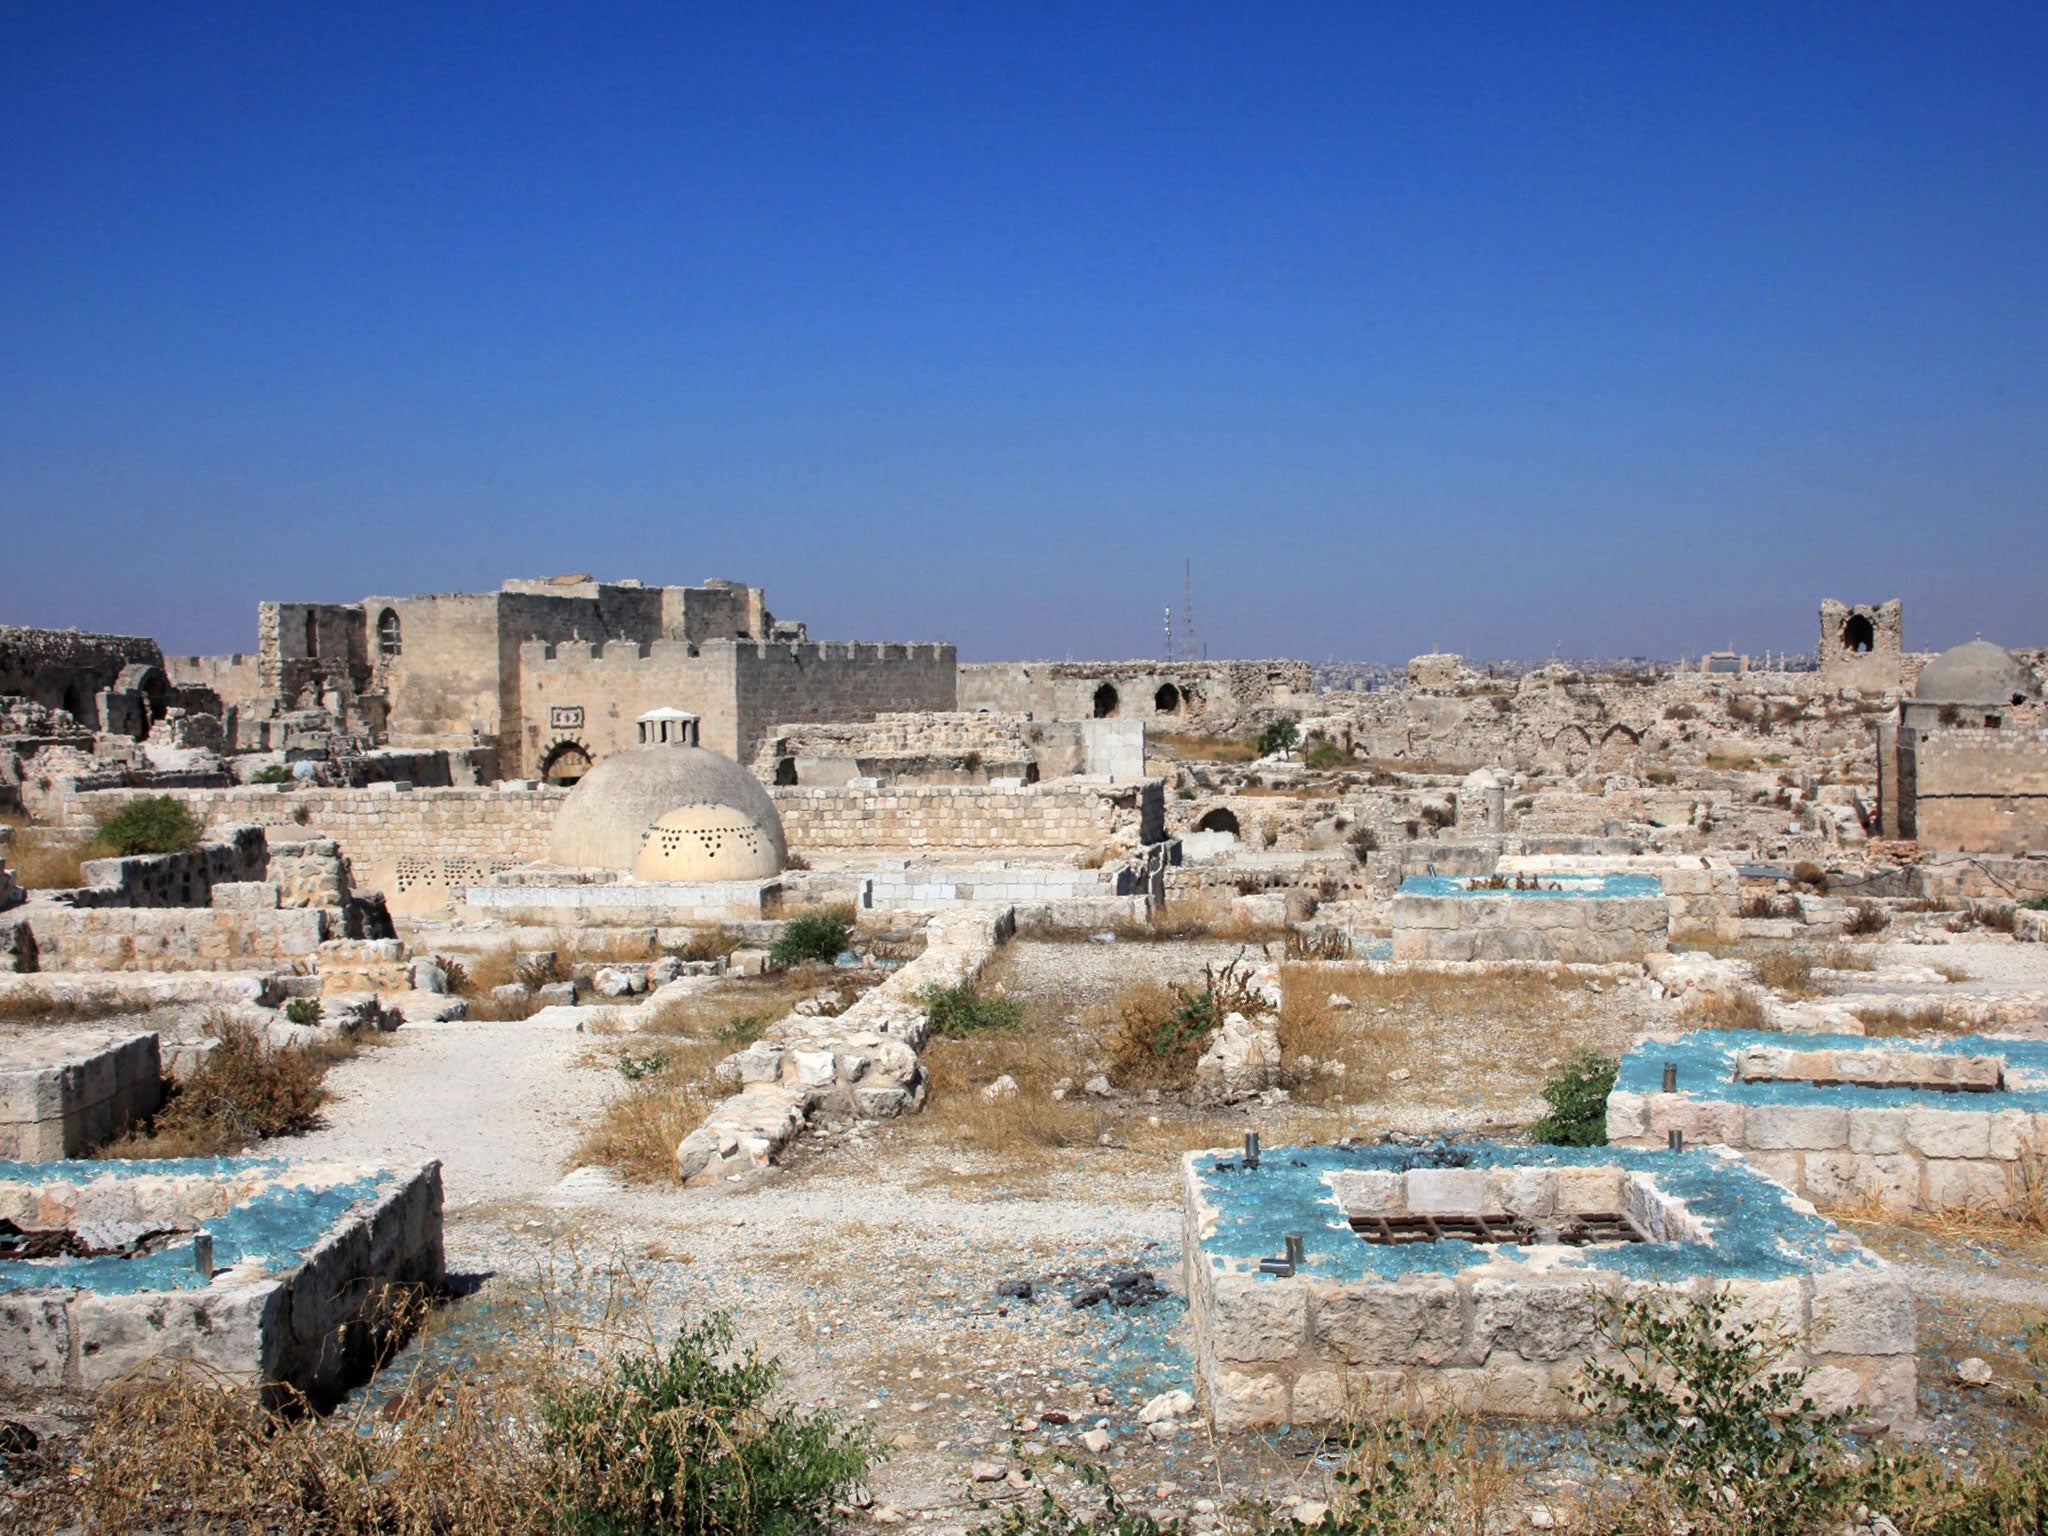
[1662,1061,1679,1093]
[193,1231,215,1277]
[1244,1131,1261,1170]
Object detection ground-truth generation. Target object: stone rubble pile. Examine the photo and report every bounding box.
[675,906,1015,1184]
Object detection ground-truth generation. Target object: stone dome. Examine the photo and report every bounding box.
[633,803,781,882]
[546,746,786,874]
[1912,641,2040,708]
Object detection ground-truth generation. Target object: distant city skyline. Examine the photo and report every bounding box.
[4,4,2042,663]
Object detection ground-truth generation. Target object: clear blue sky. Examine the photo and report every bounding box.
[3,3,2042,663]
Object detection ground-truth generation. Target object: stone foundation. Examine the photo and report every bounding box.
[1390,874,1669,964]
[1608,1029,2048,1214]
[1183,1144,1914,1431]
[14,903,326,971]
[0,1031,163,1159]
[0,1158,443,1402]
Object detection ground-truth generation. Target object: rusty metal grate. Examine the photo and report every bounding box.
[1348,1211,1648,1247]
[0,1218,192,1261]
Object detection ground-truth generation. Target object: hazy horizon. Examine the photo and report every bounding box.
[4,5,2042,663]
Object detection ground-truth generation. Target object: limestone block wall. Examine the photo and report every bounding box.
[68,786,563,902]
[0,1032,163,1159]
[1905,730,2048,856]
[1608,1030,2048,1214]
[1390,891,1669,964]
[64,826,270,909]
[0,1160,442,1401]
[1499,854,1741,940]
[772,778,1166,852]
[0,626,164,725]
[21,905,327,972]
[1183,1145,1915,1432]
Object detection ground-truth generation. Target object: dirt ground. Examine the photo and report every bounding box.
[227,928,2048,1530]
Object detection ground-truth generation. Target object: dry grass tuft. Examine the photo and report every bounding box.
[99,1016,362,1157]
[4,832,90,889]
[919,1032,1105,1153]
[572,1061,714,1182]
[1853,1003,1957,1038]
[1680,987,1770,1032]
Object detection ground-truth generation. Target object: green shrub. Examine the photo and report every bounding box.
[716,1012,771,1045]
[2021,893,2048,913]
[920,984,1025,1038]
[250,764,293,785]
[1526,1050,1616,1146]
[769,908,854,967]
[973,1462,1191,1536]
[1303,740,1350,771]
[282,998,322,1027]
[1255,720,1300,757]
[93,796,200,857]
[540,1311,875,1536]
[1576,1288,1858,1535]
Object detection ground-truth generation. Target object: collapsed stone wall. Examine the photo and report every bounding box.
[0,626,164,724]
[958,660,1310,730]
[770,778,1166,852]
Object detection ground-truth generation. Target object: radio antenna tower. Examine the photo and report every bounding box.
[1183,558,1202,661]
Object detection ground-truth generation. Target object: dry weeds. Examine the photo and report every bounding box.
[98,1016,367,1158]
[1679,987,1770,1032]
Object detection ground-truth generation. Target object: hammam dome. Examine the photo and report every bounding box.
[546,744,786,875]
[1913,641,2040,709]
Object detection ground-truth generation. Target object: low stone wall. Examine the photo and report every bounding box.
[1390,884,1669,965]
[1498,854,1741,941]
[455,878,778,927]
[0,971,280,1010]
[0,1031,163,1159]
[678,906,1014,1184]
[1184,1143,1915,1431]
[771,778,1166,853]
[62,826,269,909]
[0,1160,443,1402]
[18,903,326,972]
[65,785,563,901]
[1608,1029,2048,1213]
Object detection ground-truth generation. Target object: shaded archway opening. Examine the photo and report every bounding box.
[377,609,402,660]
[1195,807,1241,836]
[1842,614,1875,654]
[1154,683,1182,714]
[1092,683,1120,718]
[540,741,593,786]
[60,683,84,722]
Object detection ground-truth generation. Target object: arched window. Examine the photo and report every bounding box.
[1092,683,1120,718]
[540,741,593,786]
[1195,807,1241,836]
[377,609,402,660]
[1842,614,1875,654]
[1154,682,1182,714]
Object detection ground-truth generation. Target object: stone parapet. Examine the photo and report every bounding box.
[17,903,326,972]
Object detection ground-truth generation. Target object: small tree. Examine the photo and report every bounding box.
[1526,1051,1617,1146]
[1255,720,1300,758]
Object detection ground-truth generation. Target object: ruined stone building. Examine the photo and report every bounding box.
[958,659,1311,730]
[1877,639,2048,853]
[0,625,170,737]
[1818,598,1907,693]
[167,576,956,779]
